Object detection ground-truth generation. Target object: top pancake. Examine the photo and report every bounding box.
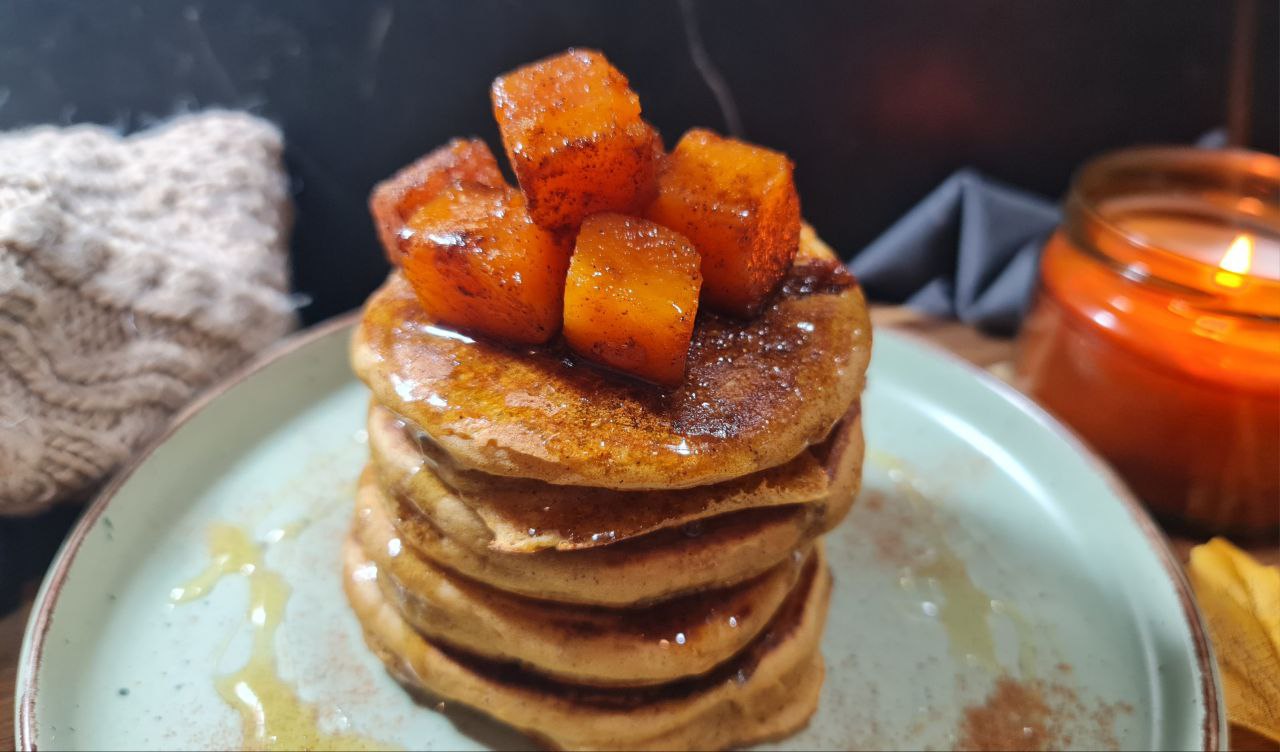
[352,226,871,490]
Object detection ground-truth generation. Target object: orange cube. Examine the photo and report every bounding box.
[399,184,572,344]
[563,214,702,385]
[369,139,505,264]
[491,49,662,230]
[645,129,801,318]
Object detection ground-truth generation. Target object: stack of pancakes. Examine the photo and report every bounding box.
[345,228,872,750]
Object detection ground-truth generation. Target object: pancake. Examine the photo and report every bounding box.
[352,225,871,490]
[368,400,860,552]
[354,491,807,685]
[811,401,865,537]
[343,536,830,751]
[357,463,847,606]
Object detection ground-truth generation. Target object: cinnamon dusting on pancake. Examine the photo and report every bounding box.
[779,259,857,297]
[352,232,870,490]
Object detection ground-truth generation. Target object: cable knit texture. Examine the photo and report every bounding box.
[0,111,296,514]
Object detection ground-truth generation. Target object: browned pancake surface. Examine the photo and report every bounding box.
[354,480,807,684]
[368,401,860,552]
[361,465,820,606]
[352,227,871,489]
[342,537,831,750]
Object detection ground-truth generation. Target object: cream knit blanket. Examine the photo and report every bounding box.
[0,111,296,514]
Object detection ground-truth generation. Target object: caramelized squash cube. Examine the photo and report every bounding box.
[645,129,801,318]
[399,184,572,344]
[492,49,662,230]
[563,214,702,385]
[370,138,504,264]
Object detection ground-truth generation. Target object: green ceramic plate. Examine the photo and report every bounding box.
[16,316,1223,750]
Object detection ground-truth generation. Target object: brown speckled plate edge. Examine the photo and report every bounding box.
[14,312,359,752]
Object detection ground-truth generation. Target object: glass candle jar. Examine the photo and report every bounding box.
[1016,147,1280,536]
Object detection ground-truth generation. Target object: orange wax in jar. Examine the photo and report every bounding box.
[1017,148,1280,536]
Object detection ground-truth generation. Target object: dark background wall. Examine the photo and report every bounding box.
[1,0,1276,323]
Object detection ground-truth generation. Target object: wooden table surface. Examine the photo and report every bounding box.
[1,307,1275,750]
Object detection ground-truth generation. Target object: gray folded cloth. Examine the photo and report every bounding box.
[850,169,1060,336]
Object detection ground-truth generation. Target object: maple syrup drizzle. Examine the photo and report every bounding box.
[171,524,391,750]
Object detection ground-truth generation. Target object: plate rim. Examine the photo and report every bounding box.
[878,327,1224,750]
[14,311,359,751]
[14,314,1223,751]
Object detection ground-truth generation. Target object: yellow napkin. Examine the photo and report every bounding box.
[1187,538,1280,742]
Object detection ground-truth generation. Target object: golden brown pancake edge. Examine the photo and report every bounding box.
[342,536,831,751]
[367,399,862,552]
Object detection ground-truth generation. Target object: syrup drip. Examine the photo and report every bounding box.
[909,542,999,671]
[874,452,1040,676]
[171,524,391,750]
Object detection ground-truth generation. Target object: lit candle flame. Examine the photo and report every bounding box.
[1214,234,1253,288]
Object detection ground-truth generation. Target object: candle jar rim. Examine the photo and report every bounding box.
[1063,145,1280,316]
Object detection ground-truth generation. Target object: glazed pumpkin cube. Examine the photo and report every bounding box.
[563,214,702,385]
[492,49,663,229]
[369,138,505,264]
[399,184,572,344]
[645,128,801,318]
